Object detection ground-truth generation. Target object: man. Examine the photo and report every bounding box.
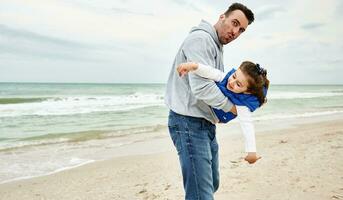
[165,3,255,200]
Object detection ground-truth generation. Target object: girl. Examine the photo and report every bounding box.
[177,61,269,164]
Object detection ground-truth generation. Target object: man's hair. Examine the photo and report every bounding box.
[224,3,255,25]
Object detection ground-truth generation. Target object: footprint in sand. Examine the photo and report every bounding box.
[138,188,147,194]
[279,140,288,144]
[164,184,171,191]
[135,182,148,187]
[331,195,343,199]
[230,164,239,169]
[136,183,149,195]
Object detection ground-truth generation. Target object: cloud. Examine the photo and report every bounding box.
[335,0,343,17]
[171,0,206,13]
[111,7,155,16]
[0,24,112,62]
[255,5,286,21]
[301,23,325,30]
[1,0,342,84]
[0,24,86,48]
[327,59,343,65]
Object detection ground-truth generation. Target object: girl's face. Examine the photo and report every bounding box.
[226,68,250,93]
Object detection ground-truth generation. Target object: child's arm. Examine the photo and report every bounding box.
[236,106,262,164]
[177,62,226,82]
[177,62,239,115]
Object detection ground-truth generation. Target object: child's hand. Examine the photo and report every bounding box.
[244,152,261,164]
[177,62,198,77]
[230,105,237,115]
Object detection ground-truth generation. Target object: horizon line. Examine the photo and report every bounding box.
[0,82,342,86]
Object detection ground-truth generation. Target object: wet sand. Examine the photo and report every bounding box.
[1,114,343,200]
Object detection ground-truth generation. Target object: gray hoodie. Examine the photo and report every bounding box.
[165,20,233,124]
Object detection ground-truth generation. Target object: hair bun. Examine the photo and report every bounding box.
[256,63,267,76]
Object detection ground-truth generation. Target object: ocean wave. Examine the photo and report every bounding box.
[0,97,50,104]
[255,110,343,121]
[268,92,343,100]
[0,124,167,152]
[0,157,96,185]
[0,94,165,117]
[331,90,343,93]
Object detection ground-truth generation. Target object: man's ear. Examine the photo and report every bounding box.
[219,14,226,20]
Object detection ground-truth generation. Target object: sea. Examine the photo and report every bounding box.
[1,83,343,184]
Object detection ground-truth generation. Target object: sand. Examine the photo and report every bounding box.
[0,114,343,200]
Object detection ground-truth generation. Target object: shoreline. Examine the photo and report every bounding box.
[0,113,343,199]
[0,112,341,185]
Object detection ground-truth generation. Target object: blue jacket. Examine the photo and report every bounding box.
[213,68,267,123]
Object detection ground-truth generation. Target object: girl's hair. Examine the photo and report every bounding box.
[239,61,270,106]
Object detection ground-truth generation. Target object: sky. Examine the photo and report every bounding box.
[0,0,342,84]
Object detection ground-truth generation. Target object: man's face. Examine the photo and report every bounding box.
[216,10,249,45]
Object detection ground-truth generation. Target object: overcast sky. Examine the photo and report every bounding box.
[1,0,342,84]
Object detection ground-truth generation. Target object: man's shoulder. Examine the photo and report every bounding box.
[186,30,212,40]
[183,30,216,47]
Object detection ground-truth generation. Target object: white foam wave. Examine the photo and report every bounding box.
[255,110,343,121]
[0,138,70,151]
[0,158,95,185]
[268,91,343,100]
[0,93,164,117]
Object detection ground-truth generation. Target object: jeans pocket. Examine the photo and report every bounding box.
[168,124,182,154]
[210,136,219,153]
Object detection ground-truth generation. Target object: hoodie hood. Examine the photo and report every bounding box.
[190,19,222,50]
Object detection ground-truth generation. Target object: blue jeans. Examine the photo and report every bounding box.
[168,110,219,200]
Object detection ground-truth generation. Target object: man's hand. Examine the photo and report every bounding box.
[177,62,199,77]
[244,152,261,164]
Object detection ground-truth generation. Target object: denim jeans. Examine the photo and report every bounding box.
[168,110,219,200]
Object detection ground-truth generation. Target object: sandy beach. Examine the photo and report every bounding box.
[1,114,343,200]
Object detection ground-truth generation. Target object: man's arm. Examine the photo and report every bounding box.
[182,36,233,112]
